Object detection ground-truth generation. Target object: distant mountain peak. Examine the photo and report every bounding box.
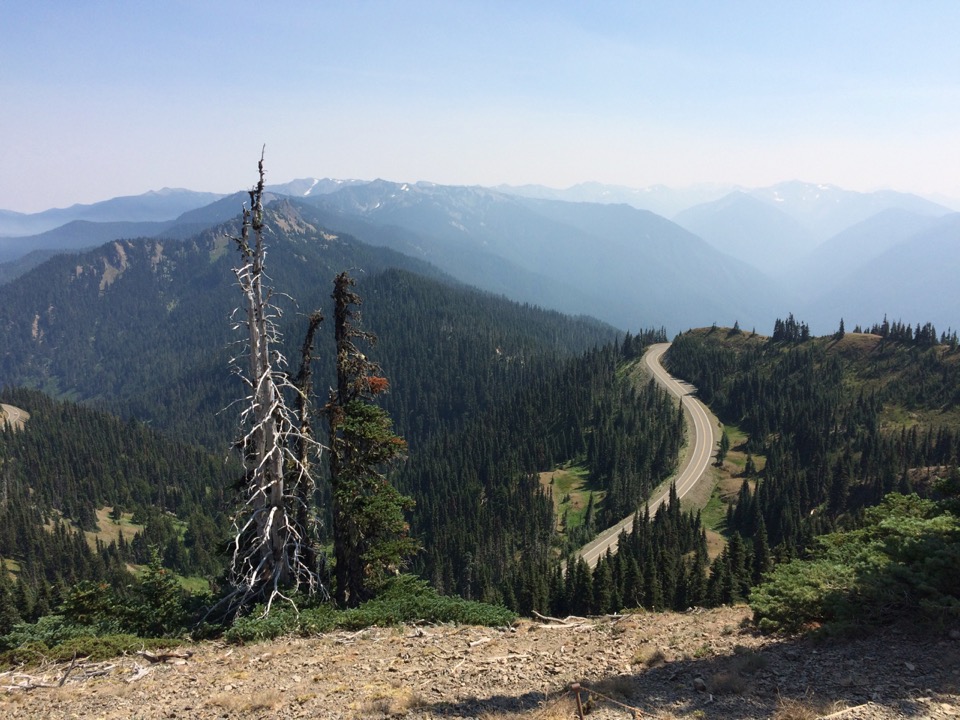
[264,177,368,198]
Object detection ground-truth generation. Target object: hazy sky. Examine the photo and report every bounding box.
[4,1,960,212]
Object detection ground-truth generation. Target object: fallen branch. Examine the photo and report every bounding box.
[818,703,877,719]
[2,676,58,692]
[534,621,586,630]
[482,654,531,663]
[126,665,152,683]
[137,649,194,664]
[59,656,75,687]
[532,611,588,628]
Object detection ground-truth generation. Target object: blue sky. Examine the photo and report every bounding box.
[3,1,960,212]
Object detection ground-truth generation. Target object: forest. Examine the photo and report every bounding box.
[0,195,958,651]
[0,198,684,643]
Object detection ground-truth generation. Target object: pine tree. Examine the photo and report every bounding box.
[0,560,20,635]
[717,429,730,467]
[752,516,772,585]
[326,272,418,607]
[592,555,614,614]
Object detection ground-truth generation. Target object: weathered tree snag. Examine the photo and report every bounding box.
[223,151,325,616]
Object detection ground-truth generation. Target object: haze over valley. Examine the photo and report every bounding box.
[2,176,956,336]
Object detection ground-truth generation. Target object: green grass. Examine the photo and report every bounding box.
[176,575,211,594]
[723,423,749,450]
[541,463,605,533]
[700,486,728,534]
[82,507,147,550]
[699,423,765,540]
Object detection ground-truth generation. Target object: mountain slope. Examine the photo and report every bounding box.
[303,182,786,332]
[0,189,224,238]
[781,208,939,298]
[802,213,960,332]
[750,180,951,241]
[0,220,175,263]
[673,190,817,273]
[497,181,734,217]
[0,204,441,445]
[0,199,620,446]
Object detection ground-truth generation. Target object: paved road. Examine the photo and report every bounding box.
[575,342,717,568]
[0,403,29,430]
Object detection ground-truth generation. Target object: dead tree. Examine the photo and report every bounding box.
[224,151,325,615]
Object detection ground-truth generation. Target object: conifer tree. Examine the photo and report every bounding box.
[592,555,614,614]
[752,516,772,585]
[717,429,730,466]
[326,272,417,607]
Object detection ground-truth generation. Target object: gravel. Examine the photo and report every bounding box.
[2,606,958,719]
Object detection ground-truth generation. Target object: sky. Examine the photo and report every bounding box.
[3,1,960,213]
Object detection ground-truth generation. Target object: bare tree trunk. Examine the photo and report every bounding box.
[222,150,325,616]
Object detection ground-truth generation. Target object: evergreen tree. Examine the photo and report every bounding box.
[835,318,845,340]
[0,561,20,635]
[326,272,418,607]
[592,555,614,614]
[752,516,772,585]
[717,429,730,466]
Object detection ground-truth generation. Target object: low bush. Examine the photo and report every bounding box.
[0,615,97,653]
[337,575,516,630]
[0,628,174,666]
[224,575,516,644]
[224,604,302,644]
[751,493,960,633]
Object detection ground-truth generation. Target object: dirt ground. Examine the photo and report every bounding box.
[2,606,958,719]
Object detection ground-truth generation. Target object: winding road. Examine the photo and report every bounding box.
[0,403,29,431]
[575,342,718,568]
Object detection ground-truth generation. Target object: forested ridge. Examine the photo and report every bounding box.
[531,321,960,624]
[400,335,681,611]
[0,387,233,626]
[0,200,688,631]
[3,191,956,650]
[517,321,960,621]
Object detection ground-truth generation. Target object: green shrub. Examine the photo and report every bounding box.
[752,493,960,633]
[0,612,186,667]
[222,576,516,644]
[338,575,515,630]
[223,604,301,644]
[0,615,98,653]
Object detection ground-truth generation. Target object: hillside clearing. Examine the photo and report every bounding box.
[539,465,604,534]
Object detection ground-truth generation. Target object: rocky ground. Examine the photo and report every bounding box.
[1,606,958,719]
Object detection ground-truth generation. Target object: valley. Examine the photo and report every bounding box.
[7,4,960,716]
[0,182,957,720]
[3,179,958,336]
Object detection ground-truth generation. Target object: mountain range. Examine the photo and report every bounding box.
[2,178,958,335]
